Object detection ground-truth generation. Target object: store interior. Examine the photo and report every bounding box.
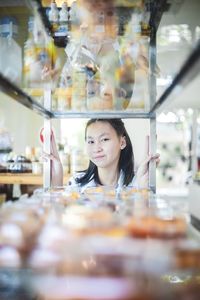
[0,0,199,196]
[0,0,200,299]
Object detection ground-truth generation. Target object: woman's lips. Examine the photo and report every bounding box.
[93,155,105,160]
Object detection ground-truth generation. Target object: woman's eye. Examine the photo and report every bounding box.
[101,138,109,142]
[87,140,94,144]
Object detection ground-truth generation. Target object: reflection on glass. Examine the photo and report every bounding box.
[156,0,200,100]
[0,0,200,113]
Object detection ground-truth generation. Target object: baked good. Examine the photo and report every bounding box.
[127,215,187,239]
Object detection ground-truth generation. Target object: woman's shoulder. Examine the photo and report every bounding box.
[68,172,85,186]
[67,172,96,192]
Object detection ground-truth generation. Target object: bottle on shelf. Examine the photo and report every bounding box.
[48,0,59,33]
[58,1,69,36]
[27,16,59,89]
[0,17,22,85]
[69,0,79,32]
[86,77,100,110]
[56,87,71,111]
[24,17,48,88]
[23,17,36,87]
[71,66,87,110]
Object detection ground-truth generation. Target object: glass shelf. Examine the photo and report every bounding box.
[0,74,53,118]
[0,0,199,118]
[52,110,154,119]
[0,0,165,119]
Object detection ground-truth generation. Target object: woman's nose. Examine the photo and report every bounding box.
[93,141,102,152]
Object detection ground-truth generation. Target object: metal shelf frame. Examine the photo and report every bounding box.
[1,0,198,191]
[148,0,167,192]
[0,74,53,118]
[52,111,155,119]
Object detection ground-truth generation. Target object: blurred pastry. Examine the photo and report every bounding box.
[127,215,187,239]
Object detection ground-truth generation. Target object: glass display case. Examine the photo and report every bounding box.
[0,5,200,298]
[0,0,200,215]
[0,0,199,114]
[0,0,157,117]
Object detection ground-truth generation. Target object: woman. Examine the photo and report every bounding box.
[45,118,159,191]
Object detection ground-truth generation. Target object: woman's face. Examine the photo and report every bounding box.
[85,121,126,169]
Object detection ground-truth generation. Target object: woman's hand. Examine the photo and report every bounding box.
[135,135,160,189]
[41,129,63,187]
[136,153,160,188]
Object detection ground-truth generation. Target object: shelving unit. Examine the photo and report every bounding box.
[0,0,200,222]
[0,0,166,118]
[1,2,200,299]
[0,0,168,192]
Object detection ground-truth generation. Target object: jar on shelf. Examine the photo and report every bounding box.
[56,87,71,111]
[71,66,87,110]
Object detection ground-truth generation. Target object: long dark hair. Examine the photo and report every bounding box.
[76,119,135,187]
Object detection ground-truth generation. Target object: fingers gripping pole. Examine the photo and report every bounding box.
[43,89,52,189]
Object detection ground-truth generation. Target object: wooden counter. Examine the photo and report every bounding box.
[0,173,70,185]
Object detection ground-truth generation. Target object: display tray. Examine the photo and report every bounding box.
[0,195,200,299]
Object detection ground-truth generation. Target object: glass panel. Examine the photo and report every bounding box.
[47,0,151,114]
[0,0,198,115]
[0,1,30,87]
[156,0,200,102]
[0,0,152,114]
[0,0,54,109]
